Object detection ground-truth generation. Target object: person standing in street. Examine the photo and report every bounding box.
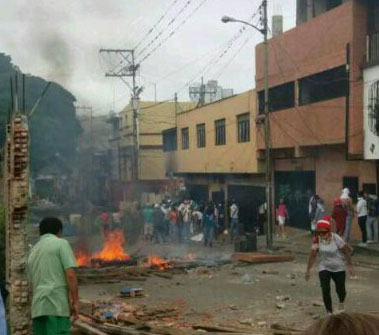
[340,188,355,242]
[169,205,179,242]
[332,197,348,237]
[142,205,154,242]
[179,199,191,241]
[276,198,289,239]
[309,194,320,234]
[366,194,379,243]
[203,205,215,247]
[229,200,239,242]
[152,204,165,244]
[305,217,354,315]
[356,191,368,247]
[28,217,79,335]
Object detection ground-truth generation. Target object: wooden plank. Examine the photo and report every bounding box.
[74,319,109,335]
[231,253,294,264]
[193,325,246,333]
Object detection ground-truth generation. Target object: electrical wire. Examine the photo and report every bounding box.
[134,0,183,50]
[137,0,209,64]
[136,0,196,59]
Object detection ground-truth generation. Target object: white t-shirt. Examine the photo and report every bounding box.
[230,204,239,219]
[356,198,368,217]
[313,233,346,272]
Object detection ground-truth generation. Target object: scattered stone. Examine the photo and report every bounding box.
[242,274,253,283]
[263,270,279,275]
[276,302,286,309]
[229,305,238,310]
[257,321,267,327]
[239,318,254,326]
[286,274,297,279]
[312,314,321,320]
[276,295,291,302]
[298,301,304,307]
[313,301,323,307]
[291,282,296,287]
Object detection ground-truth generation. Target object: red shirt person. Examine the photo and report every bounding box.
[331,198,347,237]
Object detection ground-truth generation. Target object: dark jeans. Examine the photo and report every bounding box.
[358,216,367,243]
[319,270,346,313]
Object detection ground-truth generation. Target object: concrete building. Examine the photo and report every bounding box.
[163,90,265,231]
[189,80,234,104]
[363,0,379,160]
[115,100,194,204]
[255,0,378,230]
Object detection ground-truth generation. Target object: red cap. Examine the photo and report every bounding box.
[316,216,332,232]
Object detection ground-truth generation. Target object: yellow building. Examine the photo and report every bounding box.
[163,90,265,228]
[117,100,194,199]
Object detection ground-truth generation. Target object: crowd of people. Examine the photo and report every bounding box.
[141,198,239,247]
[308,188,379,246]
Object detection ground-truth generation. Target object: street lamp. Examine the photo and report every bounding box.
[222,0,273,250]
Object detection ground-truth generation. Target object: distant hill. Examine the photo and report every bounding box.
[0,53,81,176]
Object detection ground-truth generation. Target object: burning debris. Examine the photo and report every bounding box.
[76,230,131,267]
[146,255,173,271]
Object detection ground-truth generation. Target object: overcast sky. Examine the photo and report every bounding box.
[0,0,296,115]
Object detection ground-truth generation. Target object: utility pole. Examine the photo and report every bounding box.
[99,49,142,181]
[190,77,217,108]
[262,0,273,250]
[221,0,272,250]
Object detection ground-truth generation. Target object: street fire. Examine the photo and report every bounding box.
[76,251,92,267]
[76,229,130,267]
[147,255,173,271]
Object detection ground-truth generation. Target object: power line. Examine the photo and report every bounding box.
[136,0,196,59]
[137,0,209,64]
[212,35,252,80]
[134,0,183,50]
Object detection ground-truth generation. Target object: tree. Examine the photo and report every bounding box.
[0,52,81,176]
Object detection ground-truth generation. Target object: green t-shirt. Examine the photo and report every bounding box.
[27,234,77,318]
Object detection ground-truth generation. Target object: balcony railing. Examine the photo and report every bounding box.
[367,32,379,64]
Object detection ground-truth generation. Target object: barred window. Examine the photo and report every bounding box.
[237,113,250,143]
[196,124,206,148]
[181,127,189,150]
[215,119,226,146]
[163,128,177,152]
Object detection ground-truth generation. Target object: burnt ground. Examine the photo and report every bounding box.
[77,230,379,333]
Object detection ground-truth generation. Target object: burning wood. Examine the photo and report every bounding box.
[146,255,173,271]
[76,229,130,267]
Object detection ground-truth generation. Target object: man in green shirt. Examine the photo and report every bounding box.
[27,217,79,335]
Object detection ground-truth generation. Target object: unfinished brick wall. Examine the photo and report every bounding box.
[4,115,30,334]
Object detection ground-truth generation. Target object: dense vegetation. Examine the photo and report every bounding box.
[0,53,81,176]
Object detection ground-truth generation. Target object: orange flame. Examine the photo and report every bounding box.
[147,255,173,271]
[76,251,92,267]
[94,230,130,262]
[75,229,130,267]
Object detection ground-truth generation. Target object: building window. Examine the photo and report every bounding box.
[163,128,177,152]
[237,113,250,143]
[299,65,349,106]
[196,124,206,148]
[215,119,226,146]
[258,82,295,114]
[181,127,189,150]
